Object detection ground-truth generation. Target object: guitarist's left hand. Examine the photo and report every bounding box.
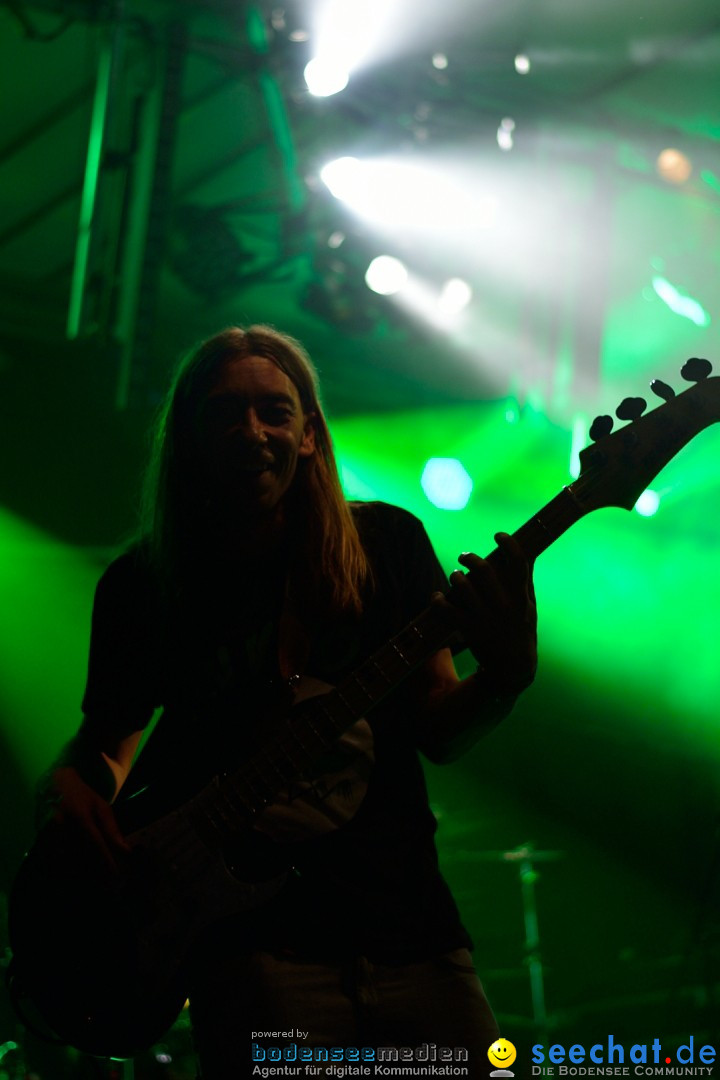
[437,532,537,696]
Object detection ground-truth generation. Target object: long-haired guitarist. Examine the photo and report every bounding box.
[37,325,537,1077]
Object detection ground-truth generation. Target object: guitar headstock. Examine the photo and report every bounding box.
[575,359,720,513]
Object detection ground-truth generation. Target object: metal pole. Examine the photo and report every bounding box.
[67,14,125,340]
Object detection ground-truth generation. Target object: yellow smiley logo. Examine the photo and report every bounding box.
[488,1038,517,1069]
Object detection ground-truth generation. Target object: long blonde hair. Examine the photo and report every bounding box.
[140,325,371,615]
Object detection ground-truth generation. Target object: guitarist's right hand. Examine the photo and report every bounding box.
[38,766,130,875]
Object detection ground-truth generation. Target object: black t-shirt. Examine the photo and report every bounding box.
[81,501,471,962]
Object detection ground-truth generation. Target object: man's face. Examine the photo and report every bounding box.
[196,354,315,519]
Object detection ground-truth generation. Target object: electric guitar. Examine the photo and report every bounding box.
[8,359,720,1059]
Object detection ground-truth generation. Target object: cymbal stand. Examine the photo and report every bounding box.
[503,843,549,1043]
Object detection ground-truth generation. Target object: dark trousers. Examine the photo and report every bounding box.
[190,948,499,1078]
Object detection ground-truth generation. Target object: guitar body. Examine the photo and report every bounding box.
[8,680,375,1058]
[8,799,286,1058]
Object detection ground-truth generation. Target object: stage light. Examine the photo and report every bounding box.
[514,54,531,74]
[320,156,363,201]
[309,0,402,89]
[499,117,515,148]
[365,255,408,295]
[421,458,473,510]
[432,53,448,70]
[438,278,472,315]
[651,276,710,328]
[304,57,350,97]
[634,490,660,517]
[656,148,692,185]
[569,415,588,479]
[320,156,497,235]
[497,127,513,151]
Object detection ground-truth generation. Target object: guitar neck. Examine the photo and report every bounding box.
[185,484,587,839]
[519,483,590,558]
[336,485,588,701]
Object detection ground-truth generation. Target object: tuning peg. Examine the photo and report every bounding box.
[615,397,647,421]
[589,414,613,441]
[650,379,675,402]
[681,357,713,382]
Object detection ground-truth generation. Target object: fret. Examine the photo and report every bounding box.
[242,759,275,794]
[210,789,236,827]
[338,684,372,718]
[270,722,328,780]
[304,718,324,742]
[393,625,426,662]
[368,658,394,684]
[255,752,290,788]
[513,488,585,560]
[333,686,363,720]
[188,788,231,840]
[343,673,376,711]
[271,737,305,775]
[346,670,386,707]
[216,777,264,816]
[236,763,274,813]
[286,722,314,758]
[314,700,347,737]
[351,669,382,700]
[257,757,294,792]
[532,515,553,536]
[218,783,253,823]
[386,648,410,673]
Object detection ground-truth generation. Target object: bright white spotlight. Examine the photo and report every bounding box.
[320,157,364,201]
[634,489,660,517]
[365,256,408,295]
[304,57,350,97]
[421,458,473,511]
[432,53,448,70]
[498,117,515,148]
[497,127,513,151]
[438,278,472,315]
[514,54,531,74]
[320,156,498,235]
[310,0,402,83]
